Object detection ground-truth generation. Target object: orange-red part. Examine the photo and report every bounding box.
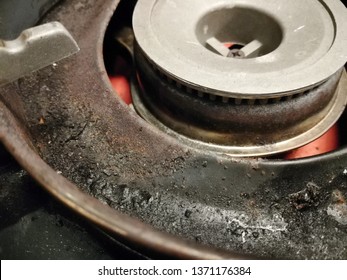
[224,43,234,49]
[284,124,339,159]
[109,75,132,105]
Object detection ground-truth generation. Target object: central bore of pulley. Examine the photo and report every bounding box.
[131,0,347,156]
[197,7,283,59]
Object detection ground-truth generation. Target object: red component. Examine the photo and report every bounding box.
[284,124,339,159]
[224,42,234,49]
[109,75,132,105]
[108,55,132,105]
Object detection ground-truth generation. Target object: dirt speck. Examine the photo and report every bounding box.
[184,210,192,218]
[288,182,321,211]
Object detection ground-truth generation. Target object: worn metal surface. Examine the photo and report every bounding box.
[0,22,79,86]
[0,0,346,259]
[134,45,347,156]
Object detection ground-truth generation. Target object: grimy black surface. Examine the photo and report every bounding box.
[0,146,145,260]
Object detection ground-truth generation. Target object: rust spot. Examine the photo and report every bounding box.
[331,190,346,205]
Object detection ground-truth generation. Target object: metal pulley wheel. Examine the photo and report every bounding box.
[132,0,347,156]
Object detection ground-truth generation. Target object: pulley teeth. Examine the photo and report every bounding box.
[209,94,217,101]
[234,99,242,105]
[149,60,312,105]
[247,99,256,105]
[222,97,229,103]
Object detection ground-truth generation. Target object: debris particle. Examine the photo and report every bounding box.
[102,169,112,176]
[241,231,247,243]
[240,192,250,199]
[184,210,192,218]
[38,116,45,125]
[288,182,321,210]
